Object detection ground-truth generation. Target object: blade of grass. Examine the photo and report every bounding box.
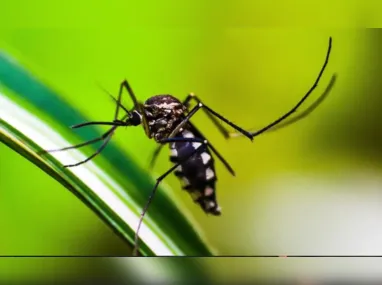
[0,115,155,256]
[0,94,170,256]
[0,50,216,256]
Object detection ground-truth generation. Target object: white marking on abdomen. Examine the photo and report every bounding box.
[170,148,178,157]
[205,201,215,210]
[192,142,202,149]
[182,130,195,138]
[201,152,211,164]
[181,130,201,149]
[204,187,214,196]
[206,168,214,180]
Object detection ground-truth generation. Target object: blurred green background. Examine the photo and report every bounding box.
[1,0,382,282]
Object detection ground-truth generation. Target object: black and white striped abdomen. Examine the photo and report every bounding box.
[169,129,221,215]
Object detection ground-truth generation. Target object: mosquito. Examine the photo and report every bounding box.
[40,37,333,256]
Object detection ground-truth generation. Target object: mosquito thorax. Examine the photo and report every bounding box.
[143,94,186,141]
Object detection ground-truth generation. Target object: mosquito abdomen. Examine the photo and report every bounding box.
[169,128,221,215]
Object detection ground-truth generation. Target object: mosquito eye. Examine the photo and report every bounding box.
[130,111,142,126]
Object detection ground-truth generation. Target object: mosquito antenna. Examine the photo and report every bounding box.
[109,94,133,116]
[95,81,132,116]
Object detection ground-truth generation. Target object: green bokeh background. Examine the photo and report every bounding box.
[1,0,382,282]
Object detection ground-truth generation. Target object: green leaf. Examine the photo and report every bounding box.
[0,51,215,256]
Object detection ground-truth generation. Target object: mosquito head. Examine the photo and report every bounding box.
[126,110,143,126]
[143,95,186,141]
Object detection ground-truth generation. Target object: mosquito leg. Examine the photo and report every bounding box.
[167,103,253,142]
[119,80,151,138]
[70,80,132,132]
[269,73,337,132]
[41,83,129,154]
[63,128,116,168]
[247,37,333,138]
[230,73,337,137]
[113,80,132,120]
[38,127,116,155]
[182,37,333,140]
[187,121,235,176]
[133,141,205,256]
[149,126,236,175]
[109,94,132,117]
[40,80,138,163]
[150,35,333,169]
[148,145,163,171]
[50,80,140,165]
[182,93,232,139]
[195,136,235,176]
[160,136,235,175]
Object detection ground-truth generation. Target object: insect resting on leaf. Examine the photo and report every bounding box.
[39,37,334,256]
